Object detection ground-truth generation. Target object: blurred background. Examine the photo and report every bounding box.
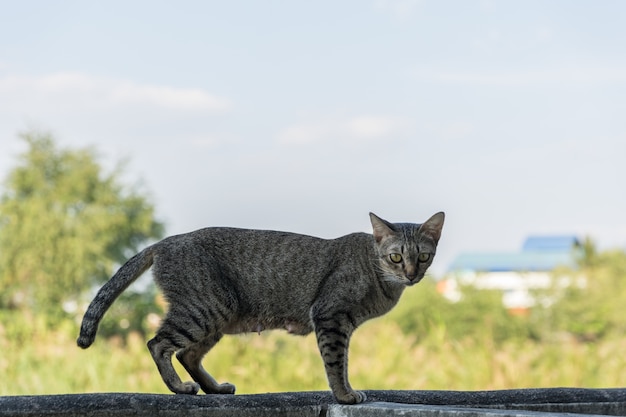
[1,0,625,395]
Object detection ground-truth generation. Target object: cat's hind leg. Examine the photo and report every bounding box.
[147,334,200,395]
[175,333,236,395]
[148,308,220,395]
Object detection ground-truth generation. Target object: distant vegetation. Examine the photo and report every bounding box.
[3,277,626,395]
[1,131,626,395]
[0,131,163,333]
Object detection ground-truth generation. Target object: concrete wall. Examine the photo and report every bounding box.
[2,388,626,417]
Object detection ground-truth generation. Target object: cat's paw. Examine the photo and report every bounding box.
[176,381,201,395]
[335,390,367,404]
[216,382,236,395]
[199,381,236,395]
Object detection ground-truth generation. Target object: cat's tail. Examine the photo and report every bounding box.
[77,246,156,349]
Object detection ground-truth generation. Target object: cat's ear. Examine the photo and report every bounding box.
[419,212,445,242]
[369,212,397,243]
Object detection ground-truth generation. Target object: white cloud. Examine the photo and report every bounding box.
[345,116,401,139]
[0,72,232,113]
[533,26,554,43]
[427,121,475,142]
[277,124,329,145]
[189,132,241,150]
[373,0,422,20]
[277,115,410,145]
[412,66,626,87]
[109,82,230,111]
[0,71,235,162]
[478,0,497,12]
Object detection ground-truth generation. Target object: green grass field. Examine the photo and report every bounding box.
[2,312,625,396]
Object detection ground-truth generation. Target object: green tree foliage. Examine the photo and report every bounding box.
[389,280,531,346]
[0,131,164,318]
[546,241,626,341]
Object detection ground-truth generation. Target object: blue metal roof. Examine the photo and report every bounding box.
[522,236,580,252]
[448,235,580,273]
[448,251,576,273]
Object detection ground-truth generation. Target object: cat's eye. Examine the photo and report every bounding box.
[389,253,403,263]
[418,253,431,262]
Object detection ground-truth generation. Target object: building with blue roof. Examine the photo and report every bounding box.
[442,236,581,311]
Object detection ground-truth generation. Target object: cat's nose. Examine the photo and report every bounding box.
[405,274,421,286]
[405,265,417,280]
[405,270,418,281]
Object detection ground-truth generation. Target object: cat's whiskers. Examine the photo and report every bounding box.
[371,257,406,285]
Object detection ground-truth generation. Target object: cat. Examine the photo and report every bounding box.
[77,211,444,404]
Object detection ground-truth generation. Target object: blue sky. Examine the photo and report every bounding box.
[1,1,625,275]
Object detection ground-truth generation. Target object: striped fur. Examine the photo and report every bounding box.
[77,212,444,404]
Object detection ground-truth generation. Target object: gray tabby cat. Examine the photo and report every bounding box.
[77,212,444,404]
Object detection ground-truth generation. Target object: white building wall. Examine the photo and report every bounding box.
[441,271,565,309]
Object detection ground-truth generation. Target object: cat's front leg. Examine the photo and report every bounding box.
[313,313,366,405]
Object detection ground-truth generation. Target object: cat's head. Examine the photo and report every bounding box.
[370,212,444,286]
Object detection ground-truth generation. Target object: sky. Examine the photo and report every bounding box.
[1,0,625,276]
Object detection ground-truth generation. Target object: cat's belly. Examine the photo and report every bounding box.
[222,318,313,336]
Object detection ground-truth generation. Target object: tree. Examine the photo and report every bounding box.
[0,131,164,318]
[546,241,626,341]
[388,279,531,346]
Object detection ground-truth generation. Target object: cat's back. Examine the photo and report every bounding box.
[160,226,376,266]
[192,226,328,256]
[156,226,339,275]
